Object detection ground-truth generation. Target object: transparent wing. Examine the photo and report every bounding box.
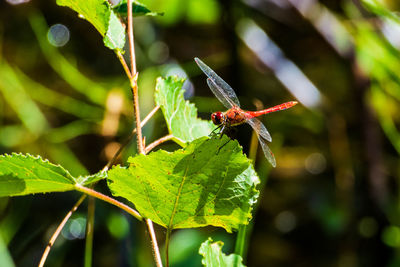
[195,57,240,109]
[206,79,236,109]
[247,117,272,142]
[258,136,276,167]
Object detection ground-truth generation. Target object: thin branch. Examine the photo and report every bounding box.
[130,76,144,154]
[141,106,160,132]
[127,0,144,154]
[145,134,174,154]
[146,219,163,267]
[38,195,87,267]
[75,184,142,221]
[126,1,161,265]
[116,50,132,80]
[102,105,160,172]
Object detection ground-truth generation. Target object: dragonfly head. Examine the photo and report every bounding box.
[211,112,224,125]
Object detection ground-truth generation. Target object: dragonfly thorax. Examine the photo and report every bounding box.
[211,112,225,125]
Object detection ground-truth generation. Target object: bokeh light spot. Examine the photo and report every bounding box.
[182,80,194,99]
[305,152,326,174]
[382,225,400,247]
[165,65,187,78]
[187,0,220,24]
[47,24,70,47]
[275,210,296,233]
[107,213,129,239]
[358,217,378,238]
[61,217,86,240]
[148,41,169,63]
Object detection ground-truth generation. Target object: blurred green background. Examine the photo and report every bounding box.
[1,0,400,266]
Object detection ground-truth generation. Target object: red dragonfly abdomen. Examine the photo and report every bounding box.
[246,101,298,118]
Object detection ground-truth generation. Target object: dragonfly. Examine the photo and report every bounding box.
[194,57,298,167]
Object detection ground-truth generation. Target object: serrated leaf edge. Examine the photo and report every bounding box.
[0,152,75,180]
[199,238,246,267]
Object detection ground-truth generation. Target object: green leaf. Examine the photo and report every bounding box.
[154,76,215,146]
[105,17,125,50]
[56,0,125,50]
[199,238,245,267]
[0,154,76,197]
[77,171,107,185]
[104,11,126,50]
[113,0,163,17]
[107,136,259,232]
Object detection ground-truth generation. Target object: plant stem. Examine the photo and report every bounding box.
[130,74,144,154]
[75,184,142,221]
[84,196,95,267]
[38,194,87,267]
[145,134,174,154]
[127,0,144,155]
[116,50,132,79]
[165,228,172,267]
[234,224,247,257]
[141,105,160,127]
[146,219,163,267]
[102,105,160,172]
[126,2,163,266]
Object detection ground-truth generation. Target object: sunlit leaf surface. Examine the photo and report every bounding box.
[199,238,245,267]
[76,171,107,186]
[56,0,125,50]
[107,136,259,232]
[0,154,76,196]
[154,76,215,146]
[0,153,107,197]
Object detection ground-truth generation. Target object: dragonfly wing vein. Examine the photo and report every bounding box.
[247,117,272,142]
[195,57,240,108]
[258,136,277,167]
[206,78,237,109]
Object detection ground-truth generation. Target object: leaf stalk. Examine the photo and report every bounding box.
[146,219,164,267]
[145,134,174,154]
[165,228,172,267]
[75,184,142,221]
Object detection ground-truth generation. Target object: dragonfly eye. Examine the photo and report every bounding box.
[211,112,223,125]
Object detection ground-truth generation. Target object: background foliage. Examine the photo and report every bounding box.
[1,0,400,266]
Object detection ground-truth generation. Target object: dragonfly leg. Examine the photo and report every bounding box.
[216,138,231,155]
[209,124,223,137]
